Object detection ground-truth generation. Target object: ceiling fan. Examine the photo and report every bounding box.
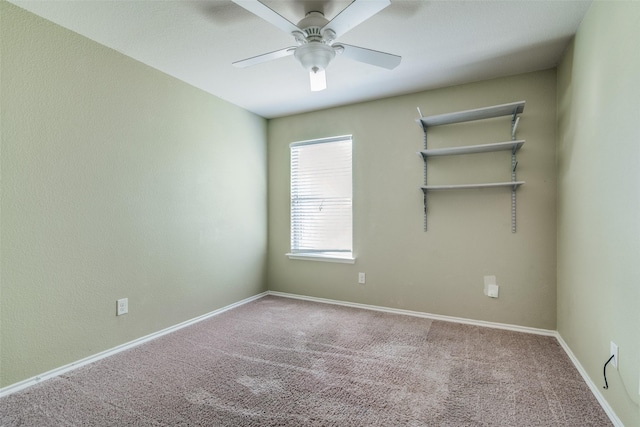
[231,0,401,91]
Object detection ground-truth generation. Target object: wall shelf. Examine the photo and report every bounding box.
[422,181,525,191]
[417,101,525,127]
[416,101,525,232]
[419,140,524,158]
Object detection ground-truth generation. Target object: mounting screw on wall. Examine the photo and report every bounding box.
[117,298,128,316]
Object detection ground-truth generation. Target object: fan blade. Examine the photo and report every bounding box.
[322,0,390,38]
[231,0,301,35]
[336,43,401,69]
[233,47,296,68]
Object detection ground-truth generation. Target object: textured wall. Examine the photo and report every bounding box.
[268,70,557,330]
[0,3,267,387]
[556,2,640,426]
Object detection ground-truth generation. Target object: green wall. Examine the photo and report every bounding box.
[3,1,639,424]
[557,2,640,426]
[268,70,558,330]
[0,2,267,387]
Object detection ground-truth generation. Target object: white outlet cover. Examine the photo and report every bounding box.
[483,275,496,296]
[610,341,618,369]
[358,272,365,284]
[487,284,499,298]
[117,298,128,316]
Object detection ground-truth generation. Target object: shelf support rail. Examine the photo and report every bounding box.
[419,119,428,232]
[510,109,520,233]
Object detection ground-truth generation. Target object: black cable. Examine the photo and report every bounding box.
[603,354,615,389]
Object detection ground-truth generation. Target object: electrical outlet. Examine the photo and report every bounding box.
[610,341,618,369]
[117,298,128,316]
[358,272,366,284]
[483,275,496,296]
[487,284,499,298]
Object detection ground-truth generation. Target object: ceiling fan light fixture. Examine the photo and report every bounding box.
[294,42,335,71]
[294,42,335,90]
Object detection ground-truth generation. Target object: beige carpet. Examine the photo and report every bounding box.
[0,295,611,426]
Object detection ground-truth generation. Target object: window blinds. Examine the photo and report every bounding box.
[290,136,352,256]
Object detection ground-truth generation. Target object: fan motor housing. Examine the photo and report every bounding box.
[297,11,329,39]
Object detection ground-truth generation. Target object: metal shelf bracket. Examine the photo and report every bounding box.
[421,124,428,231]
[510,109,521,233]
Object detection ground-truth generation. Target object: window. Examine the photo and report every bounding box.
[288,135,353,263]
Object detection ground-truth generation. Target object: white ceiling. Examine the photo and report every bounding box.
[10,0,591,118]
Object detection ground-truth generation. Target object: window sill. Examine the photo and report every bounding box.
[286,253,356,264]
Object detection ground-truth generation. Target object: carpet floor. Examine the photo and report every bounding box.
[0,295,611,426]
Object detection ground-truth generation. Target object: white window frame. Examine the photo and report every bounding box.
[286,135,354,264]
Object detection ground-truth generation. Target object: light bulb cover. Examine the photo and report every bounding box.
[294,42,334,91]
[310,69,326,91]
[294,42,335,72]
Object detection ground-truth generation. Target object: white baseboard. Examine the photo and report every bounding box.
[267,290,556,336]
[268,291,623,426]
[555,334,624,427]
[0,291,268,399]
